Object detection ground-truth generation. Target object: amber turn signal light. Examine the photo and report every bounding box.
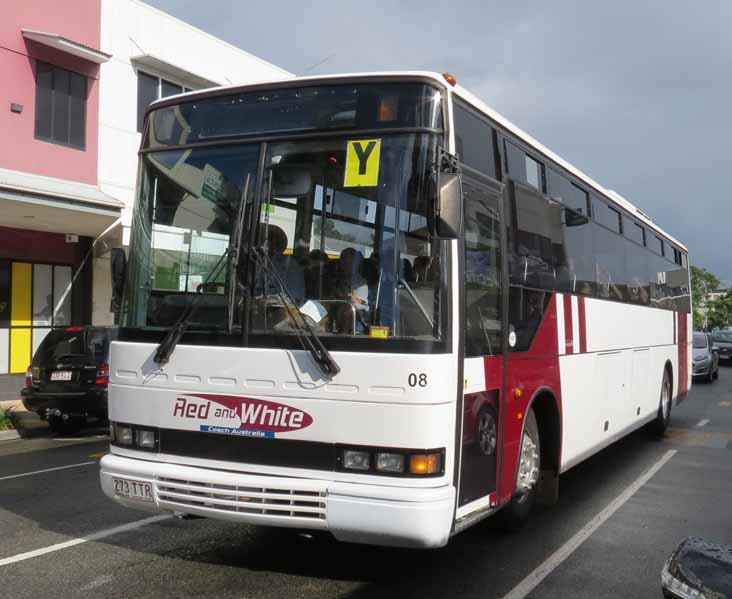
[409,453,441,475]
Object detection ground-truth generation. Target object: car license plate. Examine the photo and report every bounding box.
[112,477,154,502]
[50,371,72,381]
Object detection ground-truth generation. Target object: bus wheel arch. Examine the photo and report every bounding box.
[500,389,560,529]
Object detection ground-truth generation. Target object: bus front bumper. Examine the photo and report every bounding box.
[100,453,455,548]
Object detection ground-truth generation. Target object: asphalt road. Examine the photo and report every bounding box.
[1,367,732,599]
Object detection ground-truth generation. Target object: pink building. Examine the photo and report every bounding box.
[0,0,289,386]
[0,0,118,384]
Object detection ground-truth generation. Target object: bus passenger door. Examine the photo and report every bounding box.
[458,175,504,509]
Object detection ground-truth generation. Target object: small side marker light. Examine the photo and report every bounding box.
[513,388,523,399]
[517,412,523,420]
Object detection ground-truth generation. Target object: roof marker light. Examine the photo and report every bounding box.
[442,72,457,86]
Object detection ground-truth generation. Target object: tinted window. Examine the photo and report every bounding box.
[556,208,595,296]
[508,287,550,352]
[507,180,560,290]
[506,140,543,190]
[453,102,496,178]
[625,219,645,246]
[547,169,589,214]
[648,252,671,308]
[137,71,159,133]
[463,178,502,356]
[146,83,444,147]
[594,224,626,301]
[34,328,115,366]
[653,235,665,256]
[35,61,87,149]
[625,238,650,305]
[592,197,621,233]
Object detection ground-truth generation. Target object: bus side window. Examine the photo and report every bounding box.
[463,178,503,357]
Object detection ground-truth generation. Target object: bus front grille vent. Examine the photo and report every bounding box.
[155,477,327,521]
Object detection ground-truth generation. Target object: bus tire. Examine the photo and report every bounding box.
[499,408,540,530]
[649,368,672,438]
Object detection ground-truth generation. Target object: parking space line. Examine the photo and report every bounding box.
[501,449,677,599]
[0,461,96,482]
[0,515,171,567]
[696,419,710,427]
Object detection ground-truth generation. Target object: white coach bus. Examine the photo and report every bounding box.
[100,72,692,548]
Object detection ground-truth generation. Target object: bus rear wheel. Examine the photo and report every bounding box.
[499,408,540,529]
[649,368,672,438]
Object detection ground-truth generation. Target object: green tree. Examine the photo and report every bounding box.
[690,265,721,327]
[707,293,732,331]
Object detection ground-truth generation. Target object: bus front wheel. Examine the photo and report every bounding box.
[500,408,540,529]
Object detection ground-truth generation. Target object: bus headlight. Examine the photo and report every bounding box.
[136,429,157,449]
[115,423,133,446]
[111,422,158,451]
[343,450,371,471]
[376,453,405,473]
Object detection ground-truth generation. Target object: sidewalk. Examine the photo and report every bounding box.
[1,374,49,439]
[0,374,24,406]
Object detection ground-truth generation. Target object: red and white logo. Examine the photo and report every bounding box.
[173,393,313,434]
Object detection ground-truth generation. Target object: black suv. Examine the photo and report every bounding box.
[21,326,116,432]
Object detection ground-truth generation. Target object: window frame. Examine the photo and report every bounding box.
[34,60,88,150]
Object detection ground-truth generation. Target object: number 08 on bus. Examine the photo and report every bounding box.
[100,71,692,548]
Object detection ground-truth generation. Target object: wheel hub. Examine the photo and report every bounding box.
[516,428,539,498]
[478,411,497,456]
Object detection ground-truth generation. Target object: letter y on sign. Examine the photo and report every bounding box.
[344,139,381,187]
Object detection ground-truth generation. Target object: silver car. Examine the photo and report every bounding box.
[692,332,719,382]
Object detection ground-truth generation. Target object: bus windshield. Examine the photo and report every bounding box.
[122,132,445,344]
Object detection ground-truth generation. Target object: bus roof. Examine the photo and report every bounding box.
[148,70,687,252]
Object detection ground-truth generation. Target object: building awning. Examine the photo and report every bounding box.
[0,167,122,238]
[131,54,219,89]
[22,29,112,64]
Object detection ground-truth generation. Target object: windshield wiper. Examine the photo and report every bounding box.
[252,246,341,377]
[153,249,229,365]
[398,277,434,328]
[227,174,251,332]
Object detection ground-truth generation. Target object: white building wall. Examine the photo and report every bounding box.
[93,0,292,324]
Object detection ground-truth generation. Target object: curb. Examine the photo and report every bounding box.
[0,429,20,442]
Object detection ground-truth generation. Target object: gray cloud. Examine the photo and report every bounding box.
[147,0,732,282]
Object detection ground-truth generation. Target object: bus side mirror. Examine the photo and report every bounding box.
[435,173,463,239]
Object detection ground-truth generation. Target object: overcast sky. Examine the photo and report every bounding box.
[148,0,732,284]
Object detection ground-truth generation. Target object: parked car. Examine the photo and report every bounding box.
[710,331,732,364]
[692,332,719,383]
[21,326,116,432]
[662,537,732,598]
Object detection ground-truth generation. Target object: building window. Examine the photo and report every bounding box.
[35,61,87,150]
[137,71,188,132]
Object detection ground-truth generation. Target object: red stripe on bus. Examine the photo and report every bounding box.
[564,295,573,354]
[673,312,676,344]
[678,312,688,400]
[577,296,587,353]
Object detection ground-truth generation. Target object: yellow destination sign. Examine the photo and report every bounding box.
[344,139,381,187]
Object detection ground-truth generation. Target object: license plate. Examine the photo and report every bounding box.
[112,477,154,502]
[50,371,72,381]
